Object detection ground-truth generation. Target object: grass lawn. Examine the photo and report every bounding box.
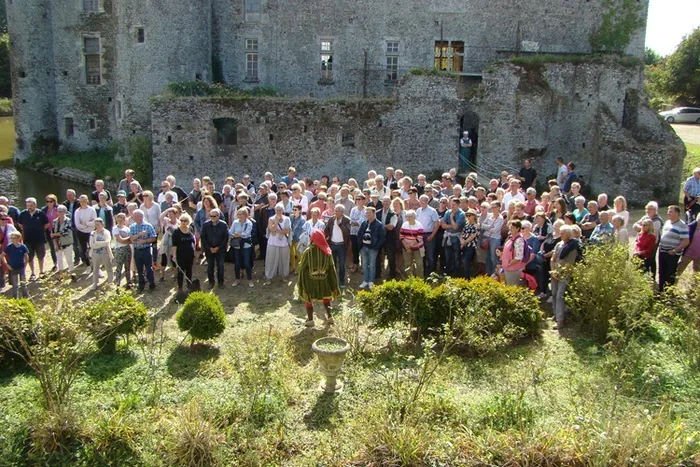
[1,259,699,465]
[685,143,700,174]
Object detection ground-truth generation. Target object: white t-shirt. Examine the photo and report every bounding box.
[557,164,568,185]
[502,192,525,211]
[112,225,131,249]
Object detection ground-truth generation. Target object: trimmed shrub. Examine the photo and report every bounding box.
[357,278,432,331]
[357,276,542,354]
[176,292,226,344]
[0,298,37,368]
[566,243,655,342]
[82,291,148,354]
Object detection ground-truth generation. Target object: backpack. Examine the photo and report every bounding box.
[515,234,533,264]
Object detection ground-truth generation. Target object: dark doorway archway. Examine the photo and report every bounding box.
[458,111,479,174]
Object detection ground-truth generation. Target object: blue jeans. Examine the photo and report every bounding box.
[331,243,346,287]
[234,247,253,280]
[133,247,155,287]
[444,236,461,277]
[487,237,501,276]
[423,234,436,277]
[361,248,379,284]
[461,246,476,279]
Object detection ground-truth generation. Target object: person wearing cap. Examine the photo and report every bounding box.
[400,210,425,278]
[113,191,129,217]
[297,229,340,327]
[3,231,29,298]
[684,167,700,221]
[50,204,76,278]
[460,209,480,278]
[265,203,291,283]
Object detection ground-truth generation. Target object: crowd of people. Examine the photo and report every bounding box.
[1,162,699,329]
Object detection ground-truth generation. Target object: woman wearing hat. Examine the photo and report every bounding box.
[297,229,340,327]
[460,209,480,279]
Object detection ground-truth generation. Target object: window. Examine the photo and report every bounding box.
[246,39,259,81]
[88,118,96,130]
[137,28,145,43]
[83,0,99,13]
[84,37,101,85]
[320,40,333,81]
[65,118,74,138]
[116,100,122,120]
[386,41,399,82]
[434,40,464,72]
[244,0,261,13]
[214,118,237,145]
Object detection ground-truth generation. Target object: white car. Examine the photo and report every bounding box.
[659,107,700,124]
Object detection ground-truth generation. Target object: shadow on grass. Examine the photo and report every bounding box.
[84,351,138,381]
[290,327,329,366]
[166,344,220,380]
[303,392,340,430]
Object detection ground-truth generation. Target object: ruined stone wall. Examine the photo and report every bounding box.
[471,59,685,205]
[213,0,649,96]
[150,75,463,185]
[6,0,58,155]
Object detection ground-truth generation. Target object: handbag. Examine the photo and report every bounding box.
[231,237,242,249]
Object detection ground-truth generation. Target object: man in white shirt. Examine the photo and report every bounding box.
[156,180,179,204]
[416,194,440,276]
[502,179,525,211]
[556,157,568,186]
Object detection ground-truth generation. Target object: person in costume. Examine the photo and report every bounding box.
[297,229,341,327]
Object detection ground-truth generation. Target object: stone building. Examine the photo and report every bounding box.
[7,0,686,204]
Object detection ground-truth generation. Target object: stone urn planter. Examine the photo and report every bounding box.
[312,337,351,393]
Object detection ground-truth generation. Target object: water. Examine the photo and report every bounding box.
[0,117,93,203]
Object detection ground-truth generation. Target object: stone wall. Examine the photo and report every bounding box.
[471,58,685,205]
[150,75,464,184]
[152,60,685,206]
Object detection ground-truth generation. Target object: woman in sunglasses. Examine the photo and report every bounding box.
[42,194,60,271]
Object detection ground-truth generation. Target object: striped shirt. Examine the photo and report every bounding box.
[659,219,689,252]
[400,221,424,250]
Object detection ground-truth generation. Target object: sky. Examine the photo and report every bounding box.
[645,0,700,56]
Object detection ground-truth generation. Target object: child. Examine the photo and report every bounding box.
[492,246,505,283]
[3,231,29,298]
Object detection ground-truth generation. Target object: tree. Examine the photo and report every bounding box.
[644,47,662,66]
[0,34,11,98]
[662,27,700,106]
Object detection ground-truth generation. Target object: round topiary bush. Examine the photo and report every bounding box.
[176,292,226,344]
[0,297,37,368]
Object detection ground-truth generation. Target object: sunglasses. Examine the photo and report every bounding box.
[46,200,54,203]
[210,215,219,218]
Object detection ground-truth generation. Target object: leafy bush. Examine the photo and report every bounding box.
[358,277,542,354]
[357,278,432,332]
[658,273,700,369]
[0,298,36,368]
[0,97,12,116]
[123,136,153,188]
[566,243,655,342]
[82,291,148,354]
[176,292,226,344]
[167,81,277,98]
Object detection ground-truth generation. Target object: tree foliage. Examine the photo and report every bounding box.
[644,47,662,66]
[662,27,700,106]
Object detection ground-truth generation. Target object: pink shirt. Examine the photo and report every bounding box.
[685,227,700,260]
[502,234,525,272]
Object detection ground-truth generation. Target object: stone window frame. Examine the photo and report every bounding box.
[88,117,97,131]
[434,40,464,73]
[83,0,102,14]
[116,100,123,122]
[244,38,260,83]
[385,40,400,84]
[136,26,146,44]
[64,117,75,139]
[319,39,334,85]
[82,34,103,85]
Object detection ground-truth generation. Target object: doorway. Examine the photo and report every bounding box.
[458,112,479,174]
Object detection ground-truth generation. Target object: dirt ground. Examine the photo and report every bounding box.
[671,123,700,145]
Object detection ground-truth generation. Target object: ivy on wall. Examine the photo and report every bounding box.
[589,0,644,53]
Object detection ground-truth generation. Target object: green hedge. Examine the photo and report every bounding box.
[357,276,542,355]
[0,298,36,368]
[176,292,226,344]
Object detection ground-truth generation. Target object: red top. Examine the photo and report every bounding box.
[635,231,656,259]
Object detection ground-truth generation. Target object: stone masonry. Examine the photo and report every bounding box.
[7,0,649,158]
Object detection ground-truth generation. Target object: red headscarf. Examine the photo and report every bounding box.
[310,229,331,256]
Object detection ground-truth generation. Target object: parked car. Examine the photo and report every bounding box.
[659,107,700,124]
